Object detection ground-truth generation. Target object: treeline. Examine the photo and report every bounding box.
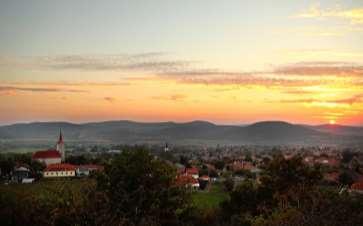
[1,150,363,226]
[0,152,45,180]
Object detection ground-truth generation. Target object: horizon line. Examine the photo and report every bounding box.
[0,119,362,127]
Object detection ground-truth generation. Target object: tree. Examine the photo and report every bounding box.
[223,177,234,192]
[179,155,189,166]
[338,171,353,186]
[261,155,322,194]
[220,155,323,225]
[30,161,45,179]
[226,180,259,214]
[213,160,225,170]
[98,149,190,226]
[0,157,14,178]
[341,150,355,164]
[66,155,88,165]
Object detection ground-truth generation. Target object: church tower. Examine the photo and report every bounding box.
[164,142,169,152]
[56,129,65,162]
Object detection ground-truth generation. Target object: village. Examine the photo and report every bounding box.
[2,130,363,195]
[2,129,363,226]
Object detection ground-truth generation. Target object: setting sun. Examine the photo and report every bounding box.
[329,119,336,125]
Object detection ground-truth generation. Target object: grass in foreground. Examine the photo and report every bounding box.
[191,182,229,210]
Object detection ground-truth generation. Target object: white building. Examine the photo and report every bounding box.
[43,163,76,178]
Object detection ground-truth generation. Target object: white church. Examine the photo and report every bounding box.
[32,130,65,166]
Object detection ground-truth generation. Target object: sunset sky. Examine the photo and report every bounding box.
[1,0,363,125]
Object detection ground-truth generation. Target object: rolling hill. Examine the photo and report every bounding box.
[0,120,362,146]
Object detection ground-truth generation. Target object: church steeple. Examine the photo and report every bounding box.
[56,129,65,162]
[57,129,63,144]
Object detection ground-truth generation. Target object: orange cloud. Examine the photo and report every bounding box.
[278,94,363,106]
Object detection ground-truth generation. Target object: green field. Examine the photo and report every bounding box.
[191,182,229,210]
[0,178,95,205]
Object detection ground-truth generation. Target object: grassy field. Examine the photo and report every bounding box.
[1,179,228,211]
[0,178,97,225]
[191,182,229,210]
[0,178,96,204]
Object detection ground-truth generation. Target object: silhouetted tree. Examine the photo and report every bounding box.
[98,149,190,226]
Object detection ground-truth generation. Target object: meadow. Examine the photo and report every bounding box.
[191,182,229,210]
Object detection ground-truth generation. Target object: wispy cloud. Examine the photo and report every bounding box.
[104,97,116,103]
[283,89,315,95]
[278,94,363,106]
[333,94,363,105]
[296,3,363,24]
[0,53,192,74]
[152,94,187,101]
[274,61,363,76]
[4,81,131,87]
[2,53,363,91]
[0,86,86,93]
[158,69,254,77]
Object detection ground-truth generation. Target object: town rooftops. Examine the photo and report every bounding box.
[32,149,61,159]
[45,163,76,172]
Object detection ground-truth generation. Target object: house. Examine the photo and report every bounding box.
[11,165,32,183]
[76,164,104,177]
[229,160,254,171]
[185,167,199,179]
[314,157,340,167]
[43,163,76,178]
[175,174,199,189]
[199,175,210,181]
[303,156,314,166]
[350,182,363,194]
[198,175,210,190]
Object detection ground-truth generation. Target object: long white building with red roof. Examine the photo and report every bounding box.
[43,163,76,178]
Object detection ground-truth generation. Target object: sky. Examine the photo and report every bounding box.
[1,0,363,125]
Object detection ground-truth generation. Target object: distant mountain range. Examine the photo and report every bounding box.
[0,120,362,146]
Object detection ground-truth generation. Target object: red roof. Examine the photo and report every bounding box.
[185,167,199,175]
[231,161,254,171]
[32,149,61,159]
[175,175,199,186]
[351,182,363,190]
[199,175,210,181]
[45,163,76,172]
[323,172,339,182]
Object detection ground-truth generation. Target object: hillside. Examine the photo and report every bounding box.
[0,120,362,146]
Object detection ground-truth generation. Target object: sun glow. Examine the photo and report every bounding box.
[329,119,336,125]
